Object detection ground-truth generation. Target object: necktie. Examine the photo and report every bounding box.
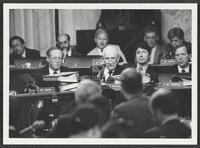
[53,71,57,74]
[106,70,114,83]
[138,66,143,72]
[181,69,186,73]
[108,70,113,76]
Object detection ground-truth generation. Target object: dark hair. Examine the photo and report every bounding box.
[144,25,159,36]
[121,68,143,95]
[175,42,191,55]
[10,36,25,47]
[88,96,112,123]
[102,118,141,138]
[46,46,63,57]
[70,104,104,134]
[167,27,184,40]
[151,89,179,115]
[94,28,109,41]
[136,42,151,54]
[64,33,70,41]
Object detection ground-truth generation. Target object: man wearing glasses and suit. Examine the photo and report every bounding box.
[32,47,68,91]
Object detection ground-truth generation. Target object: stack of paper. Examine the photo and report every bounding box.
[43,72,78,82]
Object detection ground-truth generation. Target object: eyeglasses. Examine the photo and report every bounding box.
[11,44,23,48]
[50,57,63,61]
[57,41,68,45]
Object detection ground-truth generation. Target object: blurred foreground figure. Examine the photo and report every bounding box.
[143,88,191,138]
[110,68,155,136]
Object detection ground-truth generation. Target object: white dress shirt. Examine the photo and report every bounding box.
[103,67,114,81]
[49,67,61,75]
[136,63,149,75]
[178,65,190,73]
[87,47,103,56]
[21,49,26,58]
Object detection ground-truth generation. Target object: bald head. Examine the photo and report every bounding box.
[103,45,119,70]
[120,67,143,95]
[57,33,70,50]
[150,88,178,115]
[75,79,102,104]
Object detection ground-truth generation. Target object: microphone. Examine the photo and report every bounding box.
[19,120,45,134]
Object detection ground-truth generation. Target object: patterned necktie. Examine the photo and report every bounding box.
[138,66,143,72]
[108,70,113,76]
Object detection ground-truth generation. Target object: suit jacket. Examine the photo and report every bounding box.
[131,63,158,83]
[65,46,83,57]
[167,64,192,74]
[111,96,155,135]
[143,119,191,138]
[151,44,164,64]
[10,48,40,65]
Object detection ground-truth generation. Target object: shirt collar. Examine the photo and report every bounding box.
[137,63,149,74]
[178,65,190,73]
[49,67,61,75]
[21,48,26,58]
[104,67,114,80]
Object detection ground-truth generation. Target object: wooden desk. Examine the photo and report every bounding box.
[10,91,75,133]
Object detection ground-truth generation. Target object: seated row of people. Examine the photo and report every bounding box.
[9,25,191,66]
[10,36,191,94]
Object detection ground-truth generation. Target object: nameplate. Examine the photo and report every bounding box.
[161,82,183,88]
[160,59,176,65]
[37,87,56,93]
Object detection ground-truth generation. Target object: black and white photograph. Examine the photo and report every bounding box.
[3,3,198,145]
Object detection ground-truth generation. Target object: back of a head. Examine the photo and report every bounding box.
[88,96,112,122]
[120,68,143,95]
[75,79,102,104]
[150,88,179,115]
[70,104,104,134]
[102,118,141,138]
[144,24,159,35]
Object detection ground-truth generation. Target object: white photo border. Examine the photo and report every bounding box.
[3,3,198,145]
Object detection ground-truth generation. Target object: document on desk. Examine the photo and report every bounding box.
[60,83,79,91]
[43,72,78,82]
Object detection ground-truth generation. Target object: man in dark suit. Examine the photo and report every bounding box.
[143,88,191,138]
[57,33,83,59]
[9,36,40,65]
[33,46,68,91]
[110,68,155,136]
[96,44,127,83]
[144,25,164,64]
[133,42,158,83]
[168,44,191,74]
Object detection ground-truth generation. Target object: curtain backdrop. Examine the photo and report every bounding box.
[9,9,56,56]
[58,9,101,46]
